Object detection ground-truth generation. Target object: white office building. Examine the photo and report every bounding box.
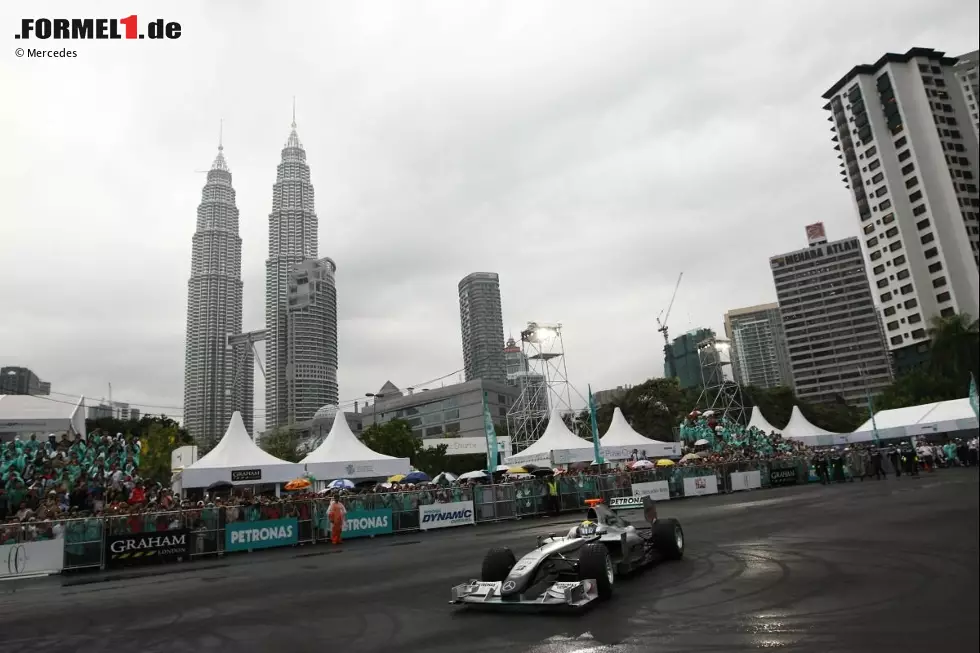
[723,303,794,390]
[458,272,507,384]
[953,50,979,140]
[822,47,980,372]
[286,257,339,423]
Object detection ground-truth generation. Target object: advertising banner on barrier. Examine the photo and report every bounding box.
[106,529,188,568]
[631,480,670,501]
[729,470,762,492]
[419,500,475,530]
[770,467,799,488]
[225,518,298,552]
[682,475,718,497]
[1,538,65,579]
[343,509,394,539]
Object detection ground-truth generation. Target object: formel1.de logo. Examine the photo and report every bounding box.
[15,16,182,40]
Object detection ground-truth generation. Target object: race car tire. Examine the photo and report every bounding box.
[653,518,684,560]
[578,543,614,600]
[481,546,517,582]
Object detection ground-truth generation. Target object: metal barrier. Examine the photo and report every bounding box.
[16,458,818,575]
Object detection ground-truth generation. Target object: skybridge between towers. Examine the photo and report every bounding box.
[227,329,266,438]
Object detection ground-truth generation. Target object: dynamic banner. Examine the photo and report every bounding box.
[419,501,475,530]
[225,518,298,552]
[769,467,799,488]
[342,509,394,539]
[1,539,65,579]
[631,480,670,501]
[682,475,718,497]
[106,529,188,568]
[729,471,762,492]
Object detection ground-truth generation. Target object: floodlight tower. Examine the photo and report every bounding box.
[507,322,574,452]
[694,336,746,425]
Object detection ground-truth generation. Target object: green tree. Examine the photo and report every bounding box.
[360,419,450,477]
[260,427,302,462]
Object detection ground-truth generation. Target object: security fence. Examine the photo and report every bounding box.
[3,459,816,580]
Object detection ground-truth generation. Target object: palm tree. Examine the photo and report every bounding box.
[927,312,980,385]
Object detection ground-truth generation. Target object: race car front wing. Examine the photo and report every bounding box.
[450,579,599,608]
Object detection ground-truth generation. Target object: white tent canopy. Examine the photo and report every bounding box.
[0,394,87,441]
[300,411,410,479]
[850,397,978,443]
[599,407,681,459]
[181,412,303,488]
[505,409,595,466]
[781,405,841,442]
[747,406,780,434]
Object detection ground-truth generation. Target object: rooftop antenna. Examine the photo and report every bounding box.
[219,117,223,151]
[291,96,296,128]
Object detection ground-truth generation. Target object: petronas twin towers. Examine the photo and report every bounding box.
[183,115,339,447]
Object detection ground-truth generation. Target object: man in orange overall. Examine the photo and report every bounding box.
[327,496,347,544]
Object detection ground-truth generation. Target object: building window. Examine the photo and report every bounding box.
[911,328,926,339]
[893,254,906,265]
[868,159,881,171]
[879,199,892,211]
[881,213,895,224]
[876,278,889,288]
[424,426,444,436]
[443,408,459,420]
[866,145,878,157]
[875,185,889,198]
[872,172,884,184]
[905,176,919,189]
[864,224,876,235]
[870,250,882,261]
[932,276,947,288]
[901,162,915,175]
[880,291,893,302]
[889,240,903,252]
[885,226,899,238]
[897,269,910,280]
[904,298,918,309]
[890,335,904,345]
[873,264,885,275]
[867,236,879,247]
[927,261,943,273]
[900,283,913,295]
[921,232,935,244]
[898,149,911,162]
[886,320,899,331]
[913,204,927,216]
[894,136,907,148]
[924,247,938,259]
[444,422,461,434]
[909,190,923,203]
[908,313,922,324]
[936,291,951,302]
[940,307,955,317]
[443,396,458,409]
[883,306,896,316]
[916,218,930,230]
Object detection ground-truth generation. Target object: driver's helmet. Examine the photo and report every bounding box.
[572,519,598,538]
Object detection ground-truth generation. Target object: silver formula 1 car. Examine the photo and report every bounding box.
[450,495,683,609]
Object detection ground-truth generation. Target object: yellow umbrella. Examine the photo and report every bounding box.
[655,459,675,467]
[507,466,529,474]
[388,474,407,483]
[284,478,311,491]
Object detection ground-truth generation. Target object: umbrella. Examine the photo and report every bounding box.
[494,464,511,473]
[530,468,555,477]
[506,466,529,474]
[388,474,407,483]
[403,471,431,484]
[284,478,311,491]
[432,472,458,485]
[458,470,488,480]
[327,479,354,490]
[680,453,701,463]
[655,459,675,467]
[207,480,233,491]
[694,438,710,446]
[630,460,655,470]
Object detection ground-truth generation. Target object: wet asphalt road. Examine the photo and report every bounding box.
[1,469,977,653]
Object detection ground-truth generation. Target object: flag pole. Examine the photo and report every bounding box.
[589,385,604,465]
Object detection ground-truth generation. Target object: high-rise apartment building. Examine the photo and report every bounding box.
[183,142,246,446]
[265,116,321,430]
[953,50,979,140]
[723,303,793,390]
[770,227,893,406]
[665,328,715,390]
[458,272,507,384]
[822,47,980,372]
[286,257,339,423]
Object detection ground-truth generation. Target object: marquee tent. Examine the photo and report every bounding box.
[300,411,410,480]
[747,406,780,434]
[782,406,845,447]
[599,407,681,459]
[181,412,303,489]
[0,394,87,441]
[505,409,595,466]
[850,397,978,443]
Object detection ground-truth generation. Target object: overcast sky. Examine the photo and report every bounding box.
[1,0,977,432]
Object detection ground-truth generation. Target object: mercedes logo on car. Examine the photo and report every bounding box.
[502,581,516,591]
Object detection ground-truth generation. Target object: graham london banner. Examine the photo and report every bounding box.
[769,467,799,488]
[342,509,394,539]
[225,518,298,552]
[1,539,65,579]
[106,529,188,568]
[682,475,719,497]
[230,469,262,482]
[630,480,670,501]
[419,500,475,531]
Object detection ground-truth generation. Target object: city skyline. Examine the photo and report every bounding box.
[3,1,977,432]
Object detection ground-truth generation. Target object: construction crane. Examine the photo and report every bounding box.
[656,271,684,347]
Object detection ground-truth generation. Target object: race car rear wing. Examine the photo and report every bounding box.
[608,495,658,525]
